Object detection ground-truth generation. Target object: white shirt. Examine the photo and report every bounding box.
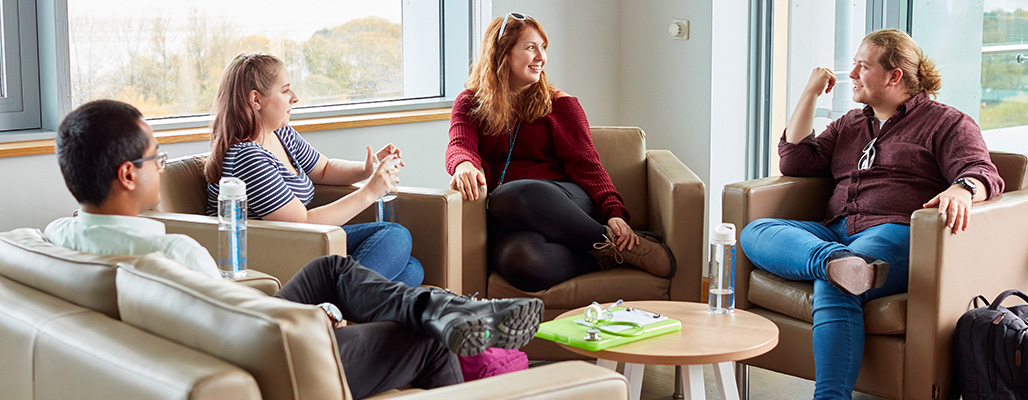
[44,210,221,278]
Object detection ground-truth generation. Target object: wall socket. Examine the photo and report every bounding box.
[669,20,690,40]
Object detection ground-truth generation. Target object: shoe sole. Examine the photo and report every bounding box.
[446,299,544,357]
[826,257,889,296]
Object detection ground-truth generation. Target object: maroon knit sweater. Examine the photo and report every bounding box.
[446,89,629,221]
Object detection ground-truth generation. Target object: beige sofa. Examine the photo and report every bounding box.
[461,126,707,360]
[147,154,463,291]
[722,152,1028,399]
[0,228,629,399]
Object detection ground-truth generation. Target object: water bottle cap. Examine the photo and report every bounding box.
[219,177,247,200]
[711,223,736,244]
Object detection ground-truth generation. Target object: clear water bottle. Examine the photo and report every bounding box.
[374,156,400,222]
[708,223,736,314]
[217,177,247,278]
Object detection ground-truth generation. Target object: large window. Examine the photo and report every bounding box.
[0,0,468,134]
[980,1,1028,131]
[68,0,440,121]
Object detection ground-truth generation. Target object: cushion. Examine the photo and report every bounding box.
[0,228,136,319]
[116,252,350,400]
[591,126,648,229]
[487,267,669,310]
[747,269,907,335]
[157,154,209,214]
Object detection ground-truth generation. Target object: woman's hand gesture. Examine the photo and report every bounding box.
[450,161,487,201]
[364,146,400,199]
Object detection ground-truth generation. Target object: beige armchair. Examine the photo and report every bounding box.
[722,152,1028,399]
[461,126,706,360]
[146,154,462,291]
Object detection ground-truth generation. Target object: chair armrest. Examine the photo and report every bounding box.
[231,269,282,296]
[393,361,629,399]
[461,185,488,297]
[905,189,1028,399]
[141,211,347,283]
[646,149,706,302]
[311,184,464,291]
[721,176,833,309]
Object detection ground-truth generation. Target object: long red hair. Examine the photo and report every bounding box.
[465,15,556,136]
[204,53,284,184]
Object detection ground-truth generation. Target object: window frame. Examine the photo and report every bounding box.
[0,0,471,137]
[0,0,41,132]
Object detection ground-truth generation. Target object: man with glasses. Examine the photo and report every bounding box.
[44,99,543,398]
[45,100,219,278]
[739,30,1004,398]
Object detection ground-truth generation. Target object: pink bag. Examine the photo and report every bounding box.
[458,348,529,381]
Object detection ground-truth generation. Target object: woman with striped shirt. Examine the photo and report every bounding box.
[204,53,423,286]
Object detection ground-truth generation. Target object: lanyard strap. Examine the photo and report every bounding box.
[496,122,521,186]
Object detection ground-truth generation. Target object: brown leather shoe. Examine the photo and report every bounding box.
[825,251,889,296]
[589,226,676,278]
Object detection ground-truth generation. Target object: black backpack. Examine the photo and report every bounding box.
[951,289,1028,400]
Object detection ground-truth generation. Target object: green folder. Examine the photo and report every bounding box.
[534,307,682,351]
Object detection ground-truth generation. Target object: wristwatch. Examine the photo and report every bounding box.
[953,177,977,196]
[318,303,345,328]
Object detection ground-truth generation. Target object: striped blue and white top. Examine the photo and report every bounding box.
[206,126,323,219]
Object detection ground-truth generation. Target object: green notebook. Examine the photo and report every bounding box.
[535,307,682,351]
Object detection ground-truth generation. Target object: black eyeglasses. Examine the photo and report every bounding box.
[131,151,168,170]
[497,12,533,43]
[858,137,876,170]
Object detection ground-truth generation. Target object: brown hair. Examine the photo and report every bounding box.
[862,29,941,98]
[204,52,284,184]
[465,15,556,136]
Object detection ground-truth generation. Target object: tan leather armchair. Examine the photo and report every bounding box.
[0,228,630,400]
[146,154,462,291]
[722,152,1028,399]
[461,126,706,360]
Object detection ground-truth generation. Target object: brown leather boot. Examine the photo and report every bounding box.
[825,250,889,296]
[589,226,676,278]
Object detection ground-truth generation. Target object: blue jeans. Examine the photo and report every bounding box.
[739,218,909,399]
[343,222,423,287]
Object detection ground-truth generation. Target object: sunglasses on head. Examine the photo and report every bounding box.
[858,137,876,170]
[497,12,533,43]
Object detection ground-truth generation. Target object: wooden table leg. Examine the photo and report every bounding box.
[676,364,705,399]
[624,363,645,400]
[713,362,740,400]
[596,358,618,370]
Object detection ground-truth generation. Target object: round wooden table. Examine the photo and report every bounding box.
[554,301,779,400]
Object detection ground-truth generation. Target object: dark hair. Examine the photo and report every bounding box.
[205,52,284,183]
[863,29,941,98]
[56,100,149,206]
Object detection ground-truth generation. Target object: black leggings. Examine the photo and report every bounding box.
[274,255,462,399]
[487,179,607,292]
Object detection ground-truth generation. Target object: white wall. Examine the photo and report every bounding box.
[490,0,622,125]
[0,120,453,231]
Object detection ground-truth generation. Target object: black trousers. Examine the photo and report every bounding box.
[487,179,607,292]
[273,255,462,399]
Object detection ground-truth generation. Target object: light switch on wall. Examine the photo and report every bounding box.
[669,20,690,40]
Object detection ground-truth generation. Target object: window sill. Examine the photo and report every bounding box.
[0,107,451,158]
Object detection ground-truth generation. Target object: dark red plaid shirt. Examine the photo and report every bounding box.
[779,92,1004,235]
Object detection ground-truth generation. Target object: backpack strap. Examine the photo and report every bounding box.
[988,289,1028,310]
[973,295,991,308]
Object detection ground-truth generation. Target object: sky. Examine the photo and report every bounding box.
[69,0,401,43]
[985,0,1028,12]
